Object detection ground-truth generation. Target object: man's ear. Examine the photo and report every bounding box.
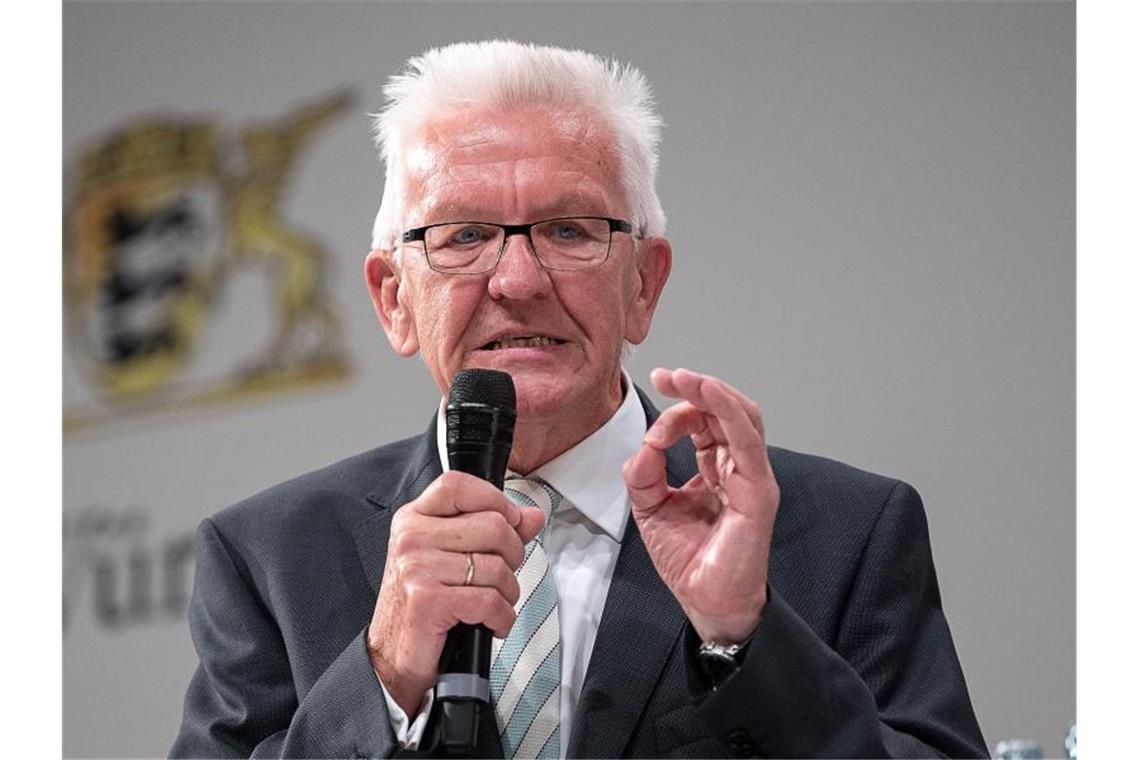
[625,236,672,345]
[364,249,420,357]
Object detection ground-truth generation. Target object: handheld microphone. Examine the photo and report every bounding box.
[438,368,516,755]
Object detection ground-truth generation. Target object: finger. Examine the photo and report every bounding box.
[697,380,770,476]
[643,401,725,492]
[700,380,767,479]
[622,443,671,516]
[659,367,765,434]
[654,367,759,422]
[694,439,722,491]
[652,368,742,439]
[701,375,766,448]
[458,552,521,606]
[437,586,518,639]
[405,511,527,569]
[644,401,710,451]
[669,368,767,445]
[414,471,522,526]
[652,366,724,405]
[721,382,765,435]
[662,369,767,479]
[399,550,521,606]
[515,506,546,545]
[650,366,682,398]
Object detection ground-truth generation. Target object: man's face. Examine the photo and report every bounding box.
[367,105,670,429]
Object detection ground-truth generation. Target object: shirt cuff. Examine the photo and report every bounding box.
[375,669,434,749]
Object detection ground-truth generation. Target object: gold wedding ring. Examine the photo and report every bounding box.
[463,552,476,586]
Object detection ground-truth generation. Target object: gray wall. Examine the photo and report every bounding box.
[63,1,1074,756]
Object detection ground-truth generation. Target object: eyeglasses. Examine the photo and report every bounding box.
[400,216,634,275]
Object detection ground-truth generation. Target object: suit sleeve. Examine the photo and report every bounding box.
[687,482,988,758]
[170,518,401,759]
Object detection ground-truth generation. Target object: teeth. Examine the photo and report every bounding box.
[489,336,559,350]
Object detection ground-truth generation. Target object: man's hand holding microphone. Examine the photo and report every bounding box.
[366,470,544,717]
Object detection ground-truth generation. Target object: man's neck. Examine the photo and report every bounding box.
[506,377,627,475]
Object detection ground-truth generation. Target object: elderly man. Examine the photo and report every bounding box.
[172,41,986,759]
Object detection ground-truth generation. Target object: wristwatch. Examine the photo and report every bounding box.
[696,640,749,689]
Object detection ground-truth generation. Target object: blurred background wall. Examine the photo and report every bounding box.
[62,2,1074,756]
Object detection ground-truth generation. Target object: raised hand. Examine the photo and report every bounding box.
[367,471,545,716]
[623,367,780,644]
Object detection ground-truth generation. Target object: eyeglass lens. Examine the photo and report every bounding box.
[423,218,612,273]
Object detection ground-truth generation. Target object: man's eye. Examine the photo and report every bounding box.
[552,223,583,240]
[451,226,486,245]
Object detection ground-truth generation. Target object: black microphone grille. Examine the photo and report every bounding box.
[448,369,516,411]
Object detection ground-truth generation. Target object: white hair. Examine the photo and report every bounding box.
[370,40,666,250]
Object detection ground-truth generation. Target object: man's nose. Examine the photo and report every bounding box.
[488,233,551,300]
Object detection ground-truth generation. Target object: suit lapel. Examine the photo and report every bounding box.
[354,418,442,595]
[567,392,696,759]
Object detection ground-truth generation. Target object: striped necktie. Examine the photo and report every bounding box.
[491,477,563,759]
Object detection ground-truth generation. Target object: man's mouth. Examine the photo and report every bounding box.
[481,335,567,351]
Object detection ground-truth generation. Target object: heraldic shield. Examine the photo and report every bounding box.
[64,93,352,435]
[67,122,227,400]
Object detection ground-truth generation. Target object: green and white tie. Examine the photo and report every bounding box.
[491,477,563,759]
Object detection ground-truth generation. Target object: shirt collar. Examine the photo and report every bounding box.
[435,369,646,542]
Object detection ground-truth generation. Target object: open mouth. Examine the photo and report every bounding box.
[481,336,567,351]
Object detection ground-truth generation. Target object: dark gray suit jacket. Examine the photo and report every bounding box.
[171,391,987,758]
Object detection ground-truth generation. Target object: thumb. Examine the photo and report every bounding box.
[515,506,546,544]
[623,443,670,517]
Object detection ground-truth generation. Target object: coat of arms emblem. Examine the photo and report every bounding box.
[64,91,353,434]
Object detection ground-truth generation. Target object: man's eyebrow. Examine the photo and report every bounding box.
[533,197,610,218]
[421,196,609,224]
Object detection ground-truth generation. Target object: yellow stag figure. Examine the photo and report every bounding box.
[227,91,351,376]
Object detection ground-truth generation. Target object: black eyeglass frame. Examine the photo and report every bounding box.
[400,216,635,274]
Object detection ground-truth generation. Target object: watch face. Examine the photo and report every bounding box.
[698,648,743,686]
[700,648,740,665]
[697,639,750,688]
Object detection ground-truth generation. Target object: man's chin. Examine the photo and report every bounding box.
[459,358,566,404]
[514,376,623,426]
[454,357,620,422]
[511,378,579,420]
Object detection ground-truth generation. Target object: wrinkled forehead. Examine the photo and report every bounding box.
[402,105,625,223]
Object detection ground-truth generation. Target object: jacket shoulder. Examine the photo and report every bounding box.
[765,446,921,572]
[207,433,429,549]
[768,445,910,517]
[764,446,926,638]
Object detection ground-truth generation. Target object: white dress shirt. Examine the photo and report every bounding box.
[380,371,647,757]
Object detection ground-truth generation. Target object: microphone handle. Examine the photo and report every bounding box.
[436,625,493,754]
[448,446,509,490]
[437,439,510,755]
